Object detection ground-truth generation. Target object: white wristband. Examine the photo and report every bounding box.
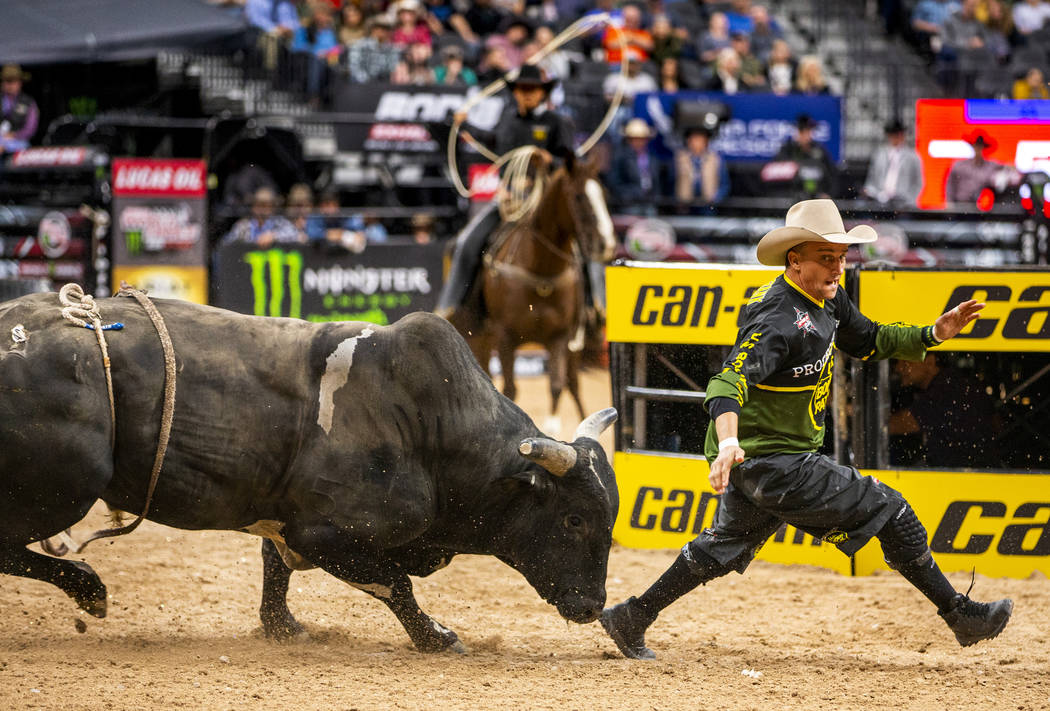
[718,437,739,452]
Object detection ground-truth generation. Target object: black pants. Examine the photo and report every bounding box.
[685,452,905,572]
[435,202,500,313]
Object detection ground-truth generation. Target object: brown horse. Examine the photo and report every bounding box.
[465,157,616,423]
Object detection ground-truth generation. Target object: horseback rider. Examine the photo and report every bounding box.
[435,64,577,323]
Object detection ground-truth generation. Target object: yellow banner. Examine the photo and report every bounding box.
[605,264,781,345]
[113,265,208,304]
[859,270,1050,352]
[613,451,1050,579]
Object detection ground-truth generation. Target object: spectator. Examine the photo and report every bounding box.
[910,0,960,57]
[307,190,372,251]
[244,0,299,70]
[285,183,314,240]
[862,119,924,206]
[347,14,401,83]
[890,353,998,469]
[766,38,796,95]
[1013,67,1050,99]
[292,2,340,106]
[392,0,432,47]
[222,187,302,246]
[451,0,507,46]
[942,0,1004,59]
[748,5,782,62]
[603,56,658,102]
[476,44,512,84]
[410,213,436,243]
[650,14,683,64]
[485,15,533,70]
[422,0,455,37]
[434,45,478,85]
[392,41,437,83]
[532,25,571,83]
[339,4,369,46]
[674,125,729,210]
[697,12,732,64]
[705,48,744,94]
[659,57,683,92]
[605,118,672,214]
[725,0,755,35]
[977,0,1012,59]
[794,54,830,95]
[945,132,1011,204]
[603,4,654,65]
[221,156,278,211]
[730,31,767,90]
[0,64,39,154]
[1013,0,1050,37]
[772,114,838,198]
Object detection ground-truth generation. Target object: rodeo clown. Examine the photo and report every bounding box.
[600,199,1013,660]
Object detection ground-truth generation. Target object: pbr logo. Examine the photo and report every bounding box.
[37,211,72,258]
[625,218,676,261]
[793,307,817,335]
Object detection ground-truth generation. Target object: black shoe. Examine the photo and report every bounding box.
[938,594,1013,647]
[600,598,656,660]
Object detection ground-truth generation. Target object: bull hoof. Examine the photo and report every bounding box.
[67,562,107,618]
[261,615,308,642]
[414,624,465,654]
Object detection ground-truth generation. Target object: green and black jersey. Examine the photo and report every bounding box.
[703,274,940,460]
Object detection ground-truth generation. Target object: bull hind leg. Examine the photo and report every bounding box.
[0,545,107,618]
[284,525,464,653]
[258,538,305,640]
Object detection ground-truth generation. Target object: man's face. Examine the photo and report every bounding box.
[513,84,546,113]
[686,133,708,154]
[252,195,275,219]
[887,130,904,147]
[797,127,813,148]
[628,136,650,153]
[789,242,848,301]
[2,77,20,96]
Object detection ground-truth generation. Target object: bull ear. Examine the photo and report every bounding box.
[574,407,618,442]
[519,437,577,477]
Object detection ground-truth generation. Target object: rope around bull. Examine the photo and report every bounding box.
[446,13,628,222]
[47,283,177,555]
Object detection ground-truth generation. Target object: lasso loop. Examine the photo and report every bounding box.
[447,13,628,221]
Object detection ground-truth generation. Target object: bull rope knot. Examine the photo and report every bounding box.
[44,282,178,556]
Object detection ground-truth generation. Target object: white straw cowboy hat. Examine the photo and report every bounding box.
[756,199,877,266]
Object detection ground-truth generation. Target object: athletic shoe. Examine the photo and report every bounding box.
[938,594,1013,647]
[600,598,656,660]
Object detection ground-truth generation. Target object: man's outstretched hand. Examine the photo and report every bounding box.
[933,299,985,342]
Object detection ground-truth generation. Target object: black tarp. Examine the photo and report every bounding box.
[2,0,249,66]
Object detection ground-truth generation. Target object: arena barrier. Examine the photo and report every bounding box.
[605,261,1050,578]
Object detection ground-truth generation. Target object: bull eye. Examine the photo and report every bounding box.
[566,514,583,528]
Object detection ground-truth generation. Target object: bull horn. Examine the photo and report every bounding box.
[519,438,577,477]
[574,407,618,442]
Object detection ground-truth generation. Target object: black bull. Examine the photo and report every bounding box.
[0,293,619,652]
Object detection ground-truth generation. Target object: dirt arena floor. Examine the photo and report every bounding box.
[2,367,1048,711]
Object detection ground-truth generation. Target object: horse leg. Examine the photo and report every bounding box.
[497,336,518,402]
[547,341,570,427]
[567,349,586,422]
[0,545,107,617]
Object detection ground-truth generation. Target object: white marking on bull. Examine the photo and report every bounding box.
[317,328,375,434]
[587,450,609,498]
[348,581,393,599]
[242,520,314,571]
[430,619,450,634]
[584,179,616,262]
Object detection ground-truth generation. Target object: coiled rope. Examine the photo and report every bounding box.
[47,283,177,554]
[447,13,628,222]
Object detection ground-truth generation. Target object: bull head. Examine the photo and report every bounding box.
[518,407,618,477]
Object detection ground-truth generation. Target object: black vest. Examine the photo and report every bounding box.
[2,93,35,134]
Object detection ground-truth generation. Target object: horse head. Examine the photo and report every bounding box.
[546,156,617,265]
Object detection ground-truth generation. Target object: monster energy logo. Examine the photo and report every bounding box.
[125,229,143,256]
[243,249,303,318]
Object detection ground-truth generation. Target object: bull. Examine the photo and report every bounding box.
[0,292,618,652]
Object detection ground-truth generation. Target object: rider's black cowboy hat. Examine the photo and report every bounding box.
[506,64,557,92]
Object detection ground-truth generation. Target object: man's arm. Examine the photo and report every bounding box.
[933,299,984,341]
[708,409,743,495]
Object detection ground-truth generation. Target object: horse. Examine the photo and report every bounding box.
[463,156,616,426]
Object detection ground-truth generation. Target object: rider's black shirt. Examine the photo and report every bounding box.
[466,104,575,160]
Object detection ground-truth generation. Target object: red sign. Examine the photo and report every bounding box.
[11,147,88,167]
[111,158,207,198]
[915,99,1050,209]
[468,164,500,203]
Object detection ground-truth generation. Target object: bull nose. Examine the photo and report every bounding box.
[556,595,605,624]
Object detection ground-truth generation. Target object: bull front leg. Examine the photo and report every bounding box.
[259,538,306,640]
[0,545,107,618]
[284,524,465,653]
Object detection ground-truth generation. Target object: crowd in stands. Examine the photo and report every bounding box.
[905,0,1050,97]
